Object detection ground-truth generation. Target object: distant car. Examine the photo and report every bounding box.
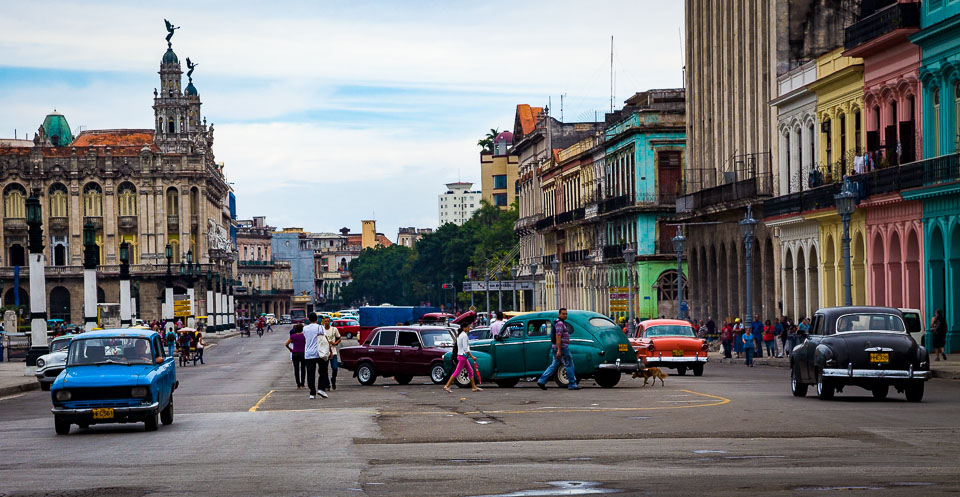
[35,335,75,391]
[280,314,291,324]
[468,326,491,341]
[339,326,456,385]
[331,319,361,340]
[790,306,930,402]
[264,314,277,325]
[50,329,177,434]
[628,319,708,376]
[418,312,454,325]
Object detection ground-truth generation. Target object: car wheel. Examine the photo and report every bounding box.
[144,412,159,432]
[791,366,808,397]
[816,369,834,400]
[594,370,621,388]
[455,368,472,388]
[676,366,687,376]
[161,394,174,425]
[54,416,70,435]
[430,363,446,384]
[554,366,571,388]
[495,378,519,388]
[357,362,377,386]
[871,385,889,400]
[345,332,354,340]
[77,422,89,430]
[40,382,51,391]
[394,374,413,385]
[905,382,924,402]
[693,364,704,377]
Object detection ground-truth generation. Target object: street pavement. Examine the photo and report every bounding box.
[0,325,958,496]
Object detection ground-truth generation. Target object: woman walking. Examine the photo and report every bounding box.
[763,319,776,358]
[284,324,306,388]
[733,318,744,359]
[742,324,755,367]
[932,309,948,361]
[193,331,205,365]
[443,311,482,393]
[720,320,734,359]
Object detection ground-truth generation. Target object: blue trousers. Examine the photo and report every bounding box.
[538,347,577,388]
[744,347,754,366]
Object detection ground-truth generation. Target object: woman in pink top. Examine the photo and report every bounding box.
[285,324,307,389]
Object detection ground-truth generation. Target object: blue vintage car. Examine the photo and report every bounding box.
[50,329,177,434]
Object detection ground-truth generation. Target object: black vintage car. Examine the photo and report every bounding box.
[790,306,930,402]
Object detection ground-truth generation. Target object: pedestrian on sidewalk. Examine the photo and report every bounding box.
[932,309,948,361]
[302,312,329,399]
[733,318,744,358]
[322,316,342,390]
[443,311,481,393]
[164,326,177,358]
[742,325,755,367]
[537,308,579,390]
[193,332,205,365]
[763,320,775,358]
[706,317,717,341]
[752,315,764,358]
[775,317,787,358]
[721,320,734,358]
[285,324,306,389]
[490,311,505,339]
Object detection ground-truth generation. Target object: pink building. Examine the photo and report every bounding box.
[863,194,924,316]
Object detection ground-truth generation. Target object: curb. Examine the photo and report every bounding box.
[0,379,40,398]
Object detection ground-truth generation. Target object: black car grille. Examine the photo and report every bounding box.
[66,387,136,400]
[43,368,64,378]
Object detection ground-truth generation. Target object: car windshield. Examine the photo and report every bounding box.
[68,337,155,366]
[644,325,696,338]
[836,314,905,333]
[420,330,455,347]
[51,339,72,352]
[589,317,620,330]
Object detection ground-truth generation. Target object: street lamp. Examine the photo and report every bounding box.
[510,266,518,311]
[551,256,560,309]
[206,269,215,333]
[529,262,538,312]
[672,226,687,320]
[739,205,758,334]
[119,241,132,326]
[834,180,856,306]
[25,190,48,365]
[82,220,98,331]
[584,253,595,313]
[622,245,637,335]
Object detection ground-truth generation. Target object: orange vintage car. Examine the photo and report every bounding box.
[628,319,708,376]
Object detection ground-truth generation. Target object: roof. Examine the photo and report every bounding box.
[71,328,159,339]
[639,319,694,327]
[42,111,74,146]
[495,131,513,143]
[375,234,393,247]
[162,47,179,65]
[815,306,902,318]
[71,129,156,147]
[515,104,544,136]
[0,139,34,148]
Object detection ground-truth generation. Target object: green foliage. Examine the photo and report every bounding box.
[477,128,500,153]
[340,201,518,307]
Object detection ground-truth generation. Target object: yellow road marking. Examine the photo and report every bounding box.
[248,389,275,412]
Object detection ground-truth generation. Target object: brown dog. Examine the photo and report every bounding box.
[633,367,668,387]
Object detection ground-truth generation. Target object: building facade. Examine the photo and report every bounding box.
[235,216,293,318]
[438,182,481,226]
[480,131,519,209]
[396,227,432,247]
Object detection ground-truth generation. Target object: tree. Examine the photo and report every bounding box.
[477,128,500,153]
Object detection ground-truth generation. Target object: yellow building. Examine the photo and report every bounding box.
[480,131,518,209]
[805,209,868,308]
[809,48,865,181]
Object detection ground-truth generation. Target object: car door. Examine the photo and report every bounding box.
[523,319,553,376]
[151,336,172,406]
[795,314,825,382]
[492,321,526,377]
[395,330,427,376]
[371,329,398,376]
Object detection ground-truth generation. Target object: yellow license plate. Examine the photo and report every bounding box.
[672,350,684,357]
[870,353,889,363]
[618,344,629,352]
[92,408,114,420]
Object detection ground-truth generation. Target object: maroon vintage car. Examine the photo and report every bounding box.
[339,326,456,386]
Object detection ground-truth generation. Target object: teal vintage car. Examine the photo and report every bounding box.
[444,310,639,388]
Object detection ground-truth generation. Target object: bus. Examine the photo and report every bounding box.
[290,308,306,325]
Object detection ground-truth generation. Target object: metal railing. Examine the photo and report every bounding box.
[844,2,920,50]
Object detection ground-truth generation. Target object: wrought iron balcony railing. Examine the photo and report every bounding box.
[844,2,920,50]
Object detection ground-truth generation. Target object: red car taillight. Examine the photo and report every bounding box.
[701,342,709,351]
[647,343,655,351]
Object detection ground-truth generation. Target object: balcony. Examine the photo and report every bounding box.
[83,216,103,230]
[844,2,920,50]
[239,259,277,267]
[599,194,631,214]
[677,173,774,213]
[167,215,179,230]
[534,216,555,231]
[554,207,585,227]
[118,215,137,230]
[48,216,69,231]
[602,243,627,261]
[3,217,26,231]
[560,249,589,264]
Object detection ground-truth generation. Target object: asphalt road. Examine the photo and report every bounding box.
[1,325,958,497]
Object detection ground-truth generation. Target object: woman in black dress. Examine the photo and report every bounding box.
[931,309,947,361]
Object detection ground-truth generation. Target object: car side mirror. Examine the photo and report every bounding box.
[155,357,164,365]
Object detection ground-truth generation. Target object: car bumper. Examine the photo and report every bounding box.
[643,356,708,364]
[35,368,64,383]
[822,368,930,380]
[597,359,641,372]
[51,402,160,422]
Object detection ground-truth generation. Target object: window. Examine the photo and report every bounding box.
[955,83,960,150]
[493,193,508,206]
[166,187,179,215]
[397,331,421,347]
[501,323,524,339]
[3,184,26,218]
[933,88,941,155]
[49,184,68,218]
[118,183,137,216]
[374,329,397,346]
[493,174,507,189]
[855,110,861,155]
[836,314,905,333]
[527,320,551,337]
[83,183,103,217]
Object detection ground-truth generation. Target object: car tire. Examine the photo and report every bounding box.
[54,417,70,435]
[791,366,808,397]
[871,385,889,400]
[430,363,446,384]
[40,382,51,391]
[594,370,621,388]
[394,374,413,385]
[357,362,377,386]
[495,378,519,388]
[454,368,472,388]
[554,366,571,388]
[144,412,159,432]
[161,394,174,425]
[693,364,704,377]
[77,422,89,430]
[345,332,354,340]
[905,382,924,402]
[816,369,834,400]
[676,366,687,376]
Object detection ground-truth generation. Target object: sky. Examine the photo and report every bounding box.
[0,0,684,239]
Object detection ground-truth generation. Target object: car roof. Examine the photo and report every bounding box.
[815,306,902,319]
[639,319,692,327]
[70,328,159,339]
[504,310,611,325]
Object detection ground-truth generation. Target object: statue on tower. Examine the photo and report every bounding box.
[186,58,198,82]
[164,19,180,48]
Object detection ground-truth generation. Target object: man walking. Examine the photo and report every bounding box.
[752,314,764,358]
[537,308,579,390]
[302,312,329,399]
[489,311,505,339]
[322,316,342,390]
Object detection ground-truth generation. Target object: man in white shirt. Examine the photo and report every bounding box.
[302,312,329,399]
[489,311,505,338]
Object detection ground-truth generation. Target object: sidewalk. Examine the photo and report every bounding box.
[706,350,960,379]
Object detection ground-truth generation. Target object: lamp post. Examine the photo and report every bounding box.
[551,256,560,309]
[497,271,503,312]
[82,221,98,331]
[740,206,758,334]
[622,245,637,335]
[585,254,595,313]
[205,269,215,333]
[119,241,132,327]
[672,226,687,320]
[529,263,538,312]
[449,272,455,313]
[227,270,236,330]
[835,180,856,306]
[163,243,174,335]
[25,190,48,366]
[510,267,518,311]
[484,272,490,312]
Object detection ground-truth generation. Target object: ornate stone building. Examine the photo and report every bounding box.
[0,25,234,324]
[235,217,293,318]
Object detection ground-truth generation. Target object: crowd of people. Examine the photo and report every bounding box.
[152,320,205,366]
[285,313,341,399]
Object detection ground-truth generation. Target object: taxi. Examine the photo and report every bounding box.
[629,319,708,376]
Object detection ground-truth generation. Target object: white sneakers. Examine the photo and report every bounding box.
[309,395,315,399]
[317,390,329,399]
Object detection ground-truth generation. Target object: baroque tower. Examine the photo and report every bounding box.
[153,21,205,155]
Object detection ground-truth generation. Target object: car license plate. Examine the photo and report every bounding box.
[672,350,684,357]
[92,408,114,420]
[618,343,629,352]
[869,352,889,363]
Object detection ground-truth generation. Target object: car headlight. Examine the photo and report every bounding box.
[55,390,71,401]
[36,358,45,368]
[131,387,149,398]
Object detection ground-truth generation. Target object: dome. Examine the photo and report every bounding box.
[185,82,198,96]
[495,131,514,144]
[42,111,74,147]
[162,48,179,65]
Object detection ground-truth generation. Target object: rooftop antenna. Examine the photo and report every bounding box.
[610,35,614,113]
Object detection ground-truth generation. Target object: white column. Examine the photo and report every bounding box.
[130,296,137,322]
[228,292,235,328]
[220,290,227,329]
[83,268,97,331]
[119,279,131,326]
[790,127,801,193]
[28,252,48,371]
[778,131,788,195]
[206,287,215,332]
[164,285,175,336]
[213,289,221,329]
[187,287,196,328]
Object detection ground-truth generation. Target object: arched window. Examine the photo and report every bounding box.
[157,117,163,134]
[83,183,103,217]
[166,187,179,215]
[118,182,137,216]
[656,269,687,302]
[3,183,26,218]
[933,88,941,155]
[49,183,68,218]
[168,118,175,134]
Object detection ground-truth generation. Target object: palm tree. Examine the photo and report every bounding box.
[477,128,500,153]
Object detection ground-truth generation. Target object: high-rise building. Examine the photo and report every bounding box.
[438,182,481,226]
[480,131,518,209]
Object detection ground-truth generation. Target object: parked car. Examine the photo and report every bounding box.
[332,319,361,340]
[50,329,178,434]
[444,311,640,389]
[628,319,708,376]
[418,312,454,325]
[468,326,491,341]
[280,314,291,324]
[339,326,456,385]
[790,306,930,402]
[35,335,75,391]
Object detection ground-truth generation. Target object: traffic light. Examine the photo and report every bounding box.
[442,283,453,289]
